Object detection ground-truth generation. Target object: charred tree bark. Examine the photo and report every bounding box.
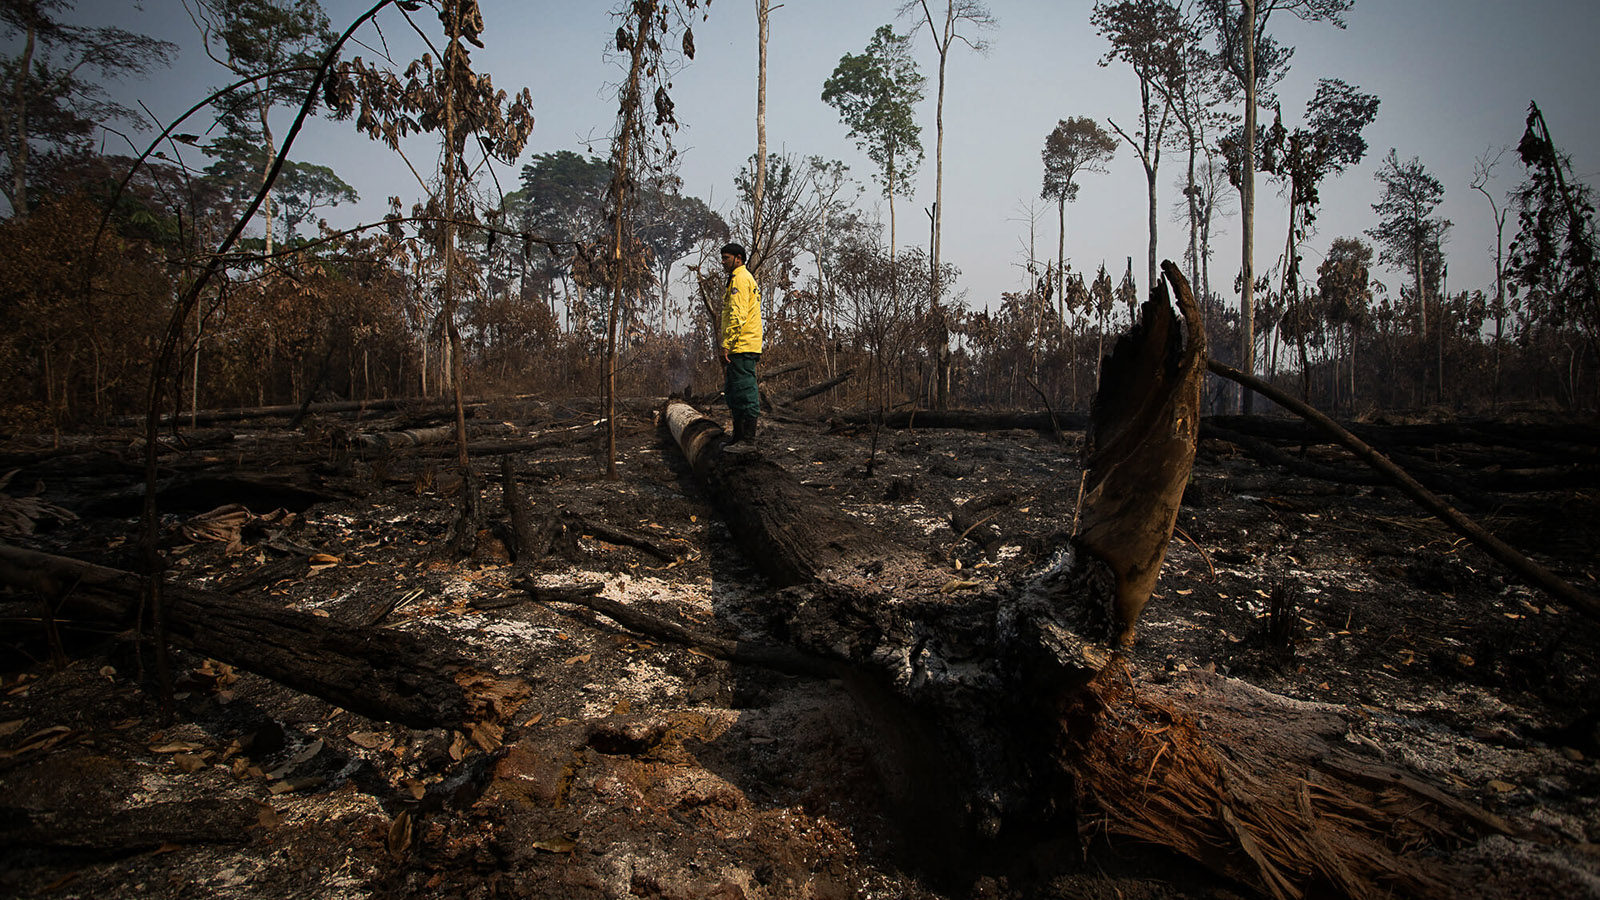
[771,369,855,408]
[0,543,526,730]
[643,264,1512,899]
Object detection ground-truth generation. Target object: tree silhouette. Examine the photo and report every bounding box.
[1367,149,1449,405]
[900,0,995,408]
[1094,0,1185,294]
[1040,117,1116,315]
[190,0,337,256]
[0,0,176,219]
[1199,0,1352,411]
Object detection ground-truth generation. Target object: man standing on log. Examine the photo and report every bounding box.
[719,242,763,452]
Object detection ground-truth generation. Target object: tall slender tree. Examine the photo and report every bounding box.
[822,24,924,269]
[329,0,535,547]
[189,0,336,256]
[1260,78,1378,398]
[752,0,769,270]
[900,0,994,408]
[0,0,175,219]
[1469,147,1512,409]
[1367,149,1449,405]
[1093,0,1184,294]
[1040,117,1117,318]
[601,0,701,476]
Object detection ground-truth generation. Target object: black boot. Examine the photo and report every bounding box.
[724,415,757,454]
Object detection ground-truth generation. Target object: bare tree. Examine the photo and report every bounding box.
[1470,147,1511,408]
[751,0,769,267]
[899,0,995,408]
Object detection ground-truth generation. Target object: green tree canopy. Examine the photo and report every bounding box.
[821,24,924,204]
[1367,149,1450,309]
[1041,117,1117,207]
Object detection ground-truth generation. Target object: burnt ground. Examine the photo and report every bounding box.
[2,397,1599,899]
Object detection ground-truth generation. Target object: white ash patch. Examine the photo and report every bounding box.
[470,615,571,651]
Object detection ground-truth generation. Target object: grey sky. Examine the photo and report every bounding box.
[68,0,1600,317]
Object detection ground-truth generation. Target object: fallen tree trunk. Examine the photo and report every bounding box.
[772,369,854,408]
[631,263,1515,899]
[349,421,518,452]
[107,397,479,428]
[828,407,1089,434]
[0,543,526,730]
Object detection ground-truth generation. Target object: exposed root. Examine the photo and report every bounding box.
[1062,665,1513,900]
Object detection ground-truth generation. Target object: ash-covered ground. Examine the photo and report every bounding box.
[2,399,1598,899]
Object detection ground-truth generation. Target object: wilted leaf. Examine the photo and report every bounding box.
[1487,779,1516,793]
[0,718,24,739]
[348,731,387,750]
[388,810,412,860]
[521,712,543,727]
[150,740,204,754]
[257,804,281,828]
[311,609,331,618]
[448,731,468,761]
[310,553,341,566]
[565,654,591,665]
[173,753,206,773]
[531,835,576,853]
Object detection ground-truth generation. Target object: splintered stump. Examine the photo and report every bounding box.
[0,543,525,730]
[648,262,1512,899]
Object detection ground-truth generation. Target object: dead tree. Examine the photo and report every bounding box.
[576,262,1515,899]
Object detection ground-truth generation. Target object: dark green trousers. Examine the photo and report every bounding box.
[724,352,761,419]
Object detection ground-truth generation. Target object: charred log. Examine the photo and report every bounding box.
[829,408,1089,434]
[772,369,855,408]
[0,543,526,730]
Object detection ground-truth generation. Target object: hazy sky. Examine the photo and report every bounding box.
[64,0,1600,316]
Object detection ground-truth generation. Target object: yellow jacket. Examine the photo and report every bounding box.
[720,264,763,354]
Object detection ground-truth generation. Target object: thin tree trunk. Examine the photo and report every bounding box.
[752,0,769,265]
[260,95,275,257]
[606,7,650,480]
[8,18,36,220]
[1240,0,1257,414]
